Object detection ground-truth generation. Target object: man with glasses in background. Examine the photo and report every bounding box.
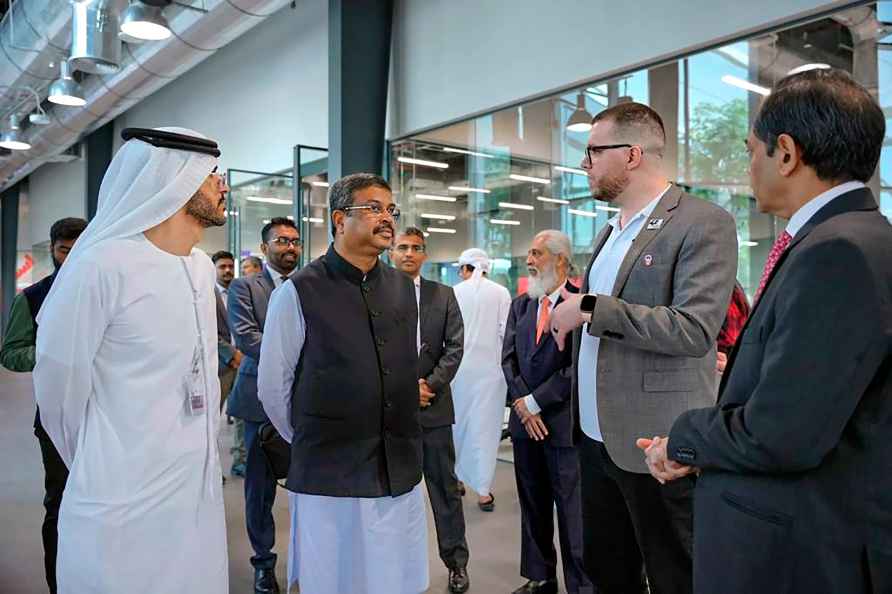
[390,227,469,593]
[227,217,301,594]
[259,173,428,594]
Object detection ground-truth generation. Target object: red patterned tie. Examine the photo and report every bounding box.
[753,231,792,303]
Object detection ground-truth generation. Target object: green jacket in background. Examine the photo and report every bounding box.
[0,293,37,372]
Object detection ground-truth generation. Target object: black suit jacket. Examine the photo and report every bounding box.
[417,277,465,428]
[226,267,276,423]
[668,188,892,593]
[502,281,577,447]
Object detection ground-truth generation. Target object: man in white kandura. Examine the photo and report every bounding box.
[33,127,230,594]
[450,248,512,511]
[259,173,428,594]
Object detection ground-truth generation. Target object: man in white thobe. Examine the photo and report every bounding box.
[259,172,428,594]
[450,248,512,510]
[33,127,230,594]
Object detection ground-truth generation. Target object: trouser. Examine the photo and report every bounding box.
[513,438,593,594]
[422,425,469,570]
[34,418,69,594]
[244,420,278,569]
[579,435,694,594]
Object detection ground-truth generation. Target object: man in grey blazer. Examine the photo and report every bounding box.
[550,102,737,594]
[390,227,470,593]
[227,217,301,594]
[212,250,242,410]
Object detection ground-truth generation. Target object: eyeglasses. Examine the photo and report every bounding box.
[394,244,426,253]
[342,202,401,221]
[584,143,633,164]
[269,237,302,249]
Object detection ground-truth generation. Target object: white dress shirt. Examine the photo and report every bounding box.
[414,275,422,354]
[522,284,564,416]
[578,186,670,441]
[215,283,229,308]
[785,181,866,238]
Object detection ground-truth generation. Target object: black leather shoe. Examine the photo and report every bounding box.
[448,567,470,593]
[254,567,280,594]
[511,579,558,594]
[478,493,495,512]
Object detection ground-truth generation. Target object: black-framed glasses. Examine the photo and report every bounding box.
[585,143,633,163]
[342,202,401,221]
[270,237,303,249]
[394,244,426,253]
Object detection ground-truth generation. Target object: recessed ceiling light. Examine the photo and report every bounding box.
[421,213,457,221]
[787,63,831,75]
[554,165,586,176]
[721,74,770,96]
[443,147,494,159]
[427,227,457,234]
[448,186,490,194]
[537,196,570,205]
[568,208,598,218]
[490,219,521,226]
[498,201,534,211]
[246,196,292,205]
[595,205,620,213]
[397,156,449,169]
[311,181,329,187]
[415,193,457,202]
[509,173,551,185]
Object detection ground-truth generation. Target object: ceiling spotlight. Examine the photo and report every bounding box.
[48,61,87,107]
[0,115,31,151]
[70,0,121,74]
[29,113,51,126]
[566,92,593,133]
[120,1,172,42]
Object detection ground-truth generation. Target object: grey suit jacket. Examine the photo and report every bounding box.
[418,277,464,428]
[571,184,738,473]
[215,287,236,373]
[226,267,276,423]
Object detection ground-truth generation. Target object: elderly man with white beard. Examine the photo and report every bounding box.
[501,230,592,594]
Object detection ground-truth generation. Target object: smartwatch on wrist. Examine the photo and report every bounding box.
[580,294,598,316]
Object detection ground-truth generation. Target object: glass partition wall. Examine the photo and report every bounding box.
[390,1,892,298]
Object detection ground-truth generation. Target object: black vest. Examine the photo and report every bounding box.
[287,245,422,497]
[22,272,56,429]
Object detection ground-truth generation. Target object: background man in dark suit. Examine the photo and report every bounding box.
[212,250,242,410]
[640,68,892,594]
[390,227,470,594]
[550,102,738,594]
[502,230,592,594]
[227,217,301,594]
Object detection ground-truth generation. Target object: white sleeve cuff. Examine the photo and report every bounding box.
[523,394,542,415]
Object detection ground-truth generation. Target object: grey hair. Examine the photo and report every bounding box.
[535,229,575,274]
[328,173,392,236]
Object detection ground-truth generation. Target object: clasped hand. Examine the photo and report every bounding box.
[635,436,696,484]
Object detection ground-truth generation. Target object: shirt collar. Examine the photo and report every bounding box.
[413,275,421,288]
[215,282,229,294]
[785,181,866,238]
[540,282,564,305]
[265,263,290,280]
[607,184,672,231]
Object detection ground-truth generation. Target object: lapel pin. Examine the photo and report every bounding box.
[646,218,663,230]
[643,254,654,267]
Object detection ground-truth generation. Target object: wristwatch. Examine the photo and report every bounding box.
[580,294,598,319]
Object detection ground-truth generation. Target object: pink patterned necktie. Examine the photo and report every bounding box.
[753,231,792,303]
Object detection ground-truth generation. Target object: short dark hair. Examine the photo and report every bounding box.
[49,217,87,245]
[591,102,666,155]
[261,217,298,244]
[753,68,885,183]
[328,173,391,236]
[211,250,235,264]
[398,226,426,244]
[242,255,263,269]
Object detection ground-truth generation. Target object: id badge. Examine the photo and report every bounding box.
[185,346,206,416]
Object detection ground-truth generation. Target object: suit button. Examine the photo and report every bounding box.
[362,285,371,293]
[370,310,381,318]
[376,337,386,346]
[384,400,392,409]
[382,368,391,376]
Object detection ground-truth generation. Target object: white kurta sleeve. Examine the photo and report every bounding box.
[33,260,114,468]
[497,287,512,344]
[258,281,305,443]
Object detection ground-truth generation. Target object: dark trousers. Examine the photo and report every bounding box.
[34,420,69,594]
[244,420,277,569]
[422,425,469,570]
[579,435,694,594]
[513,438,594,594]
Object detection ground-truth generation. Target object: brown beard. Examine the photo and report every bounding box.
[592,168,630,202]
[184,191,225,228]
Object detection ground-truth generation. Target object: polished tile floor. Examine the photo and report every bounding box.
[0,368,569,594]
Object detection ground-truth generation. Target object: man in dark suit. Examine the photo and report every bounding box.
[227,217,301,594]
[640,69,892,594]
[550,102,738,594]
[389,227,470,593]
[212,250,242,410]
[502,230,593,594]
